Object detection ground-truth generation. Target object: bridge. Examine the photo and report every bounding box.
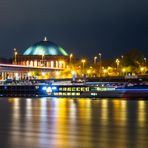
[0,63,64,80]
[0,64,64,72]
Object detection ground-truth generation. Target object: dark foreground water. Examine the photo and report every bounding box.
[0,98,148,148]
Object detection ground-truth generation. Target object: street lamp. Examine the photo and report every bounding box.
[71,70,76,81]
[71,70,76,75]
[103,69,107,77]
[122,68,126,72]
[144,57,146,66]
[15,52,17,64]
[94,56,97,65]
[81,59,86,69]
[70,53,73,64]
[121,55,124,68]
[116,59,120,67]
[116,59,120,74]
[122,68,126,76]
[28,72,32,77]
[140,67,144,74]
[99,53,102,77]
[13,48,17,64]
[42,72,45,77]
[87,70,91,77]
[55,71,60,77]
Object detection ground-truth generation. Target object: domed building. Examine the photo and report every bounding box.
[14,37,69,69]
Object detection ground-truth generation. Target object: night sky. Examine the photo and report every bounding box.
[0,0,148,60]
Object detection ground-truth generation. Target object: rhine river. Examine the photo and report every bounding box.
[0,97,148,148]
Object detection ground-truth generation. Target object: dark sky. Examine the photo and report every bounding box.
[0,0,148,60]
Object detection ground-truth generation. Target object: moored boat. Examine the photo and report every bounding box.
[46,81,148,98]
[0,80,148,98]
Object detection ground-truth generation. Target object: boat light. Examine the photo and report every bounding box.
[46,87,52,93]
[42,86,47,91]
[52,86,57,91]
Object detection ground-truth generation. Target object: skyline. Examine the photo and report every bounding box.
[0,0,148,59]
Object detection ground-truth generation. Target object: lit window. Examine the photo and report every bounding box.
[67,87,71,91]
[35,86,39,89]
[72,92,75,96]
[76,87,81,91]
[59,61,62,68]
[54,93,58,96]
[59,92,62,95]
[63,93,66,96]
[63,87,67,91]
[56,61,58,68]
[30,61,33,67]
[81,87,84,91]
[67,92,71,96]
[26,61,29,66]
[34,60,37,67]
[91,93,97,96]
[59,87,62,91]
[85,87,89,91]
[96,87,101,91]
[51,61,54,68]
[72,87,76,91]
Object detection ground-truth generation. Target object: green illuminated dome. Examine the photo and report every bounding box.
[23,37,68,56]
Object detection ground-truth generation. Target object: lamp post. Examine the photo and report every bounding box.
[81,59,86,69]
[144,57,146,66]
[121,55,124,69]
[15,52,17,64]
[116,59,120,75]
[70,53,73,64]
[71,70,76,82]
[103,69,107,77]
[99,53,102,77]
[13,48,17,64]
[94,56,97,65]
[140,67,144,74]
[122,68,126,76]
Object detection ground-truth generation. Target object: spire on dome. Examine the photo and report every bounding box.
[43,37,48,41]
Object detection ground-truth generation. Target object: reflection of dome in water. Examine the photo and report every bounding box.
[23,37,68,56]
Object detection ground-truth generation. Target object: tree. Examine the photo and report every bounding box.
[123,49,144,73]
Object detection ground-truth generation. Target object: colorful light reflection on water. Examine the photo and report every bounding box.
[0,98,148,148]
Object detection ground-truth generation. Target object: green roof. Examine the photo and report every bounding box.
[23,39,68,56]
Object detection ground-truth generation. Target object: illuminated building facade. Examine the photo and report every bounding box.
[13,37,69,69]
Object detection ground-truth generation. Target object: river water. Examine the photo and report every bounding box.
[0,97,148,148]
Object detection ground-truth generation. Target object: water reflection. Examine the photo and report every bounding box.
[0,98,148,147]
[101,99,108,123]
[121,100,127,120]
[138,101,146,126]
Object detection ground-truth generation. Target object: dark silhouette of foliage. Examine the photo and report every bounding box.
[123,49,144,68]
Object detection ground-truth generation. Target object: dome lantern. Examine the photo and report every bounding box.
[43,37,48,42]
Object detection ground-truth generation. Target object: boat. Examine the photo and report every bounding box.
[46,81,148,98]
[0,80,148,98]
